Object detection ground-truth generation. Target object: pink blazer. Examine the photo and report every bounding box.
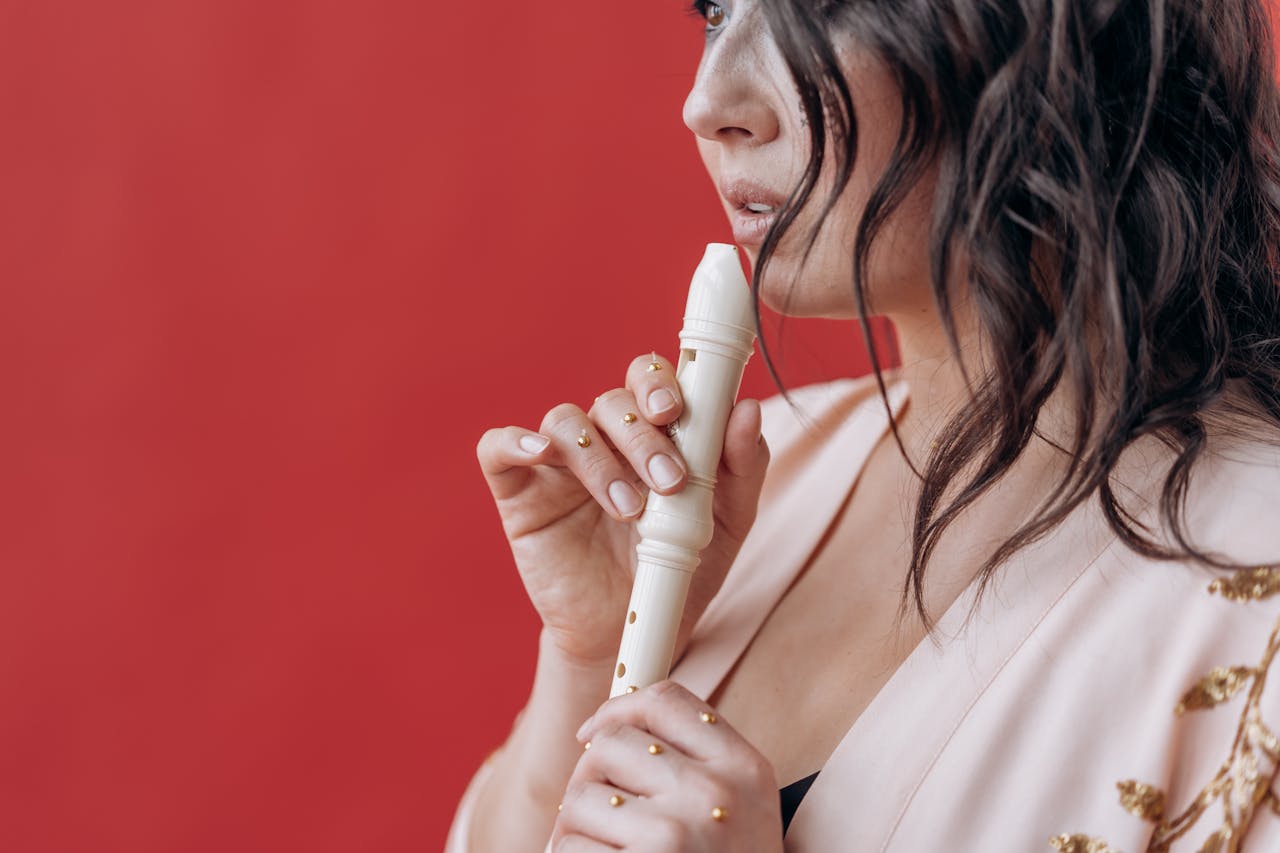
[447,375,1280,851]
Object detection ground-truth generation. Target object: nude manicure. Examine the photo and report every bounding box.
[608,480,643,517]
[648,453,684,490]
[647,388,677,415]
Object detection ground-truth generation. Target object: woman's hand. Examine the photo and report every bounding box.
[550,680,784,852]
[475,353,771,669]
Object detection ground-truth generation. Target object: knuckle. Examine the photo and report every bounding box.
[502,425,530,448]
[743,753,775,788]
[612,423,654,456]
[650,678,682,697]
[628,353,671,384]
[630,353,659,372]
[542,403,584,432]
[589,388,631,415]
[475,427,502,458]
[651,680,693,709]
[578,450,617,480]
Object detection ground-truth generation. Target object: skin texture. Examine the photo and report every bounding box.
[469,2,1074,850]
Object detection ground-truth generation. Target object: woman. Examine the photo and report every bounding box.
[448,0,1280,849]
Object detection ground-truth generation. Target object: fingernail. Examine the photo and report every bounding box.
[647,388,677,416]
[608,480,643,517]
[648,453,683,490]
[519,434,550,454]
[575,716,593,741]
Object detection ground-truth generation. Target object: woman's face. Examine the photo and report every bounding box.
[682,1,940,320]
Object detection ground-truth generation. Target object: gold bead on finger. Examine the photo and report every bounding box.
[647,352,662,372]
[700,711,718,725]
[626,685,638,694]
[576,429,591,448]
[583,740,591,750]
[622,412,638,425]
[711,806,728,821]
[647,743,663,755]
[609,794,625,807]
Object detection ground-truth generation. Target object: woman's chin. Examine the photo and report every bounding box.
[758,289,861,319]
[751,267,859,319]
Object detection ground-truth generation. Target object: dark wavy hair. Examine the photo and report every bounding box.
[702,0,1280,629]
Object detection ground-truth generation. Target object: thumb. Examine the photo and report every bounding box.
[713,398,771,544]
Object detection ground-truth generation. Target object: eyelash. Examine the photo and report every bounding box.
[685,0,727,33]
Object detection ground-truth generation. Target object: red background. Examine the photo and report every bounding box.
[1,2,889,850]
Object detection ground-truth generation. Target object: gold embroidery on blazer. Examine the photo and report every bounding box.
[1116,780,1165,821]
[1050,835,1118,853]
[1176,666,1257,715]
[1049,567,1280,853]
[1207,567,1280,603]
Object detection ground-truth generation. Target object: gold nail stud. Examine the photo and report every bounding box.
[622,412,638,425]
[626,685,638,694]
[609,794,625,807]
[711,806,728,821]
[647,352,662,372]
[583,740,591,750]
[700,711,718,725]
[577,429,592,448]
[648,743,663,755]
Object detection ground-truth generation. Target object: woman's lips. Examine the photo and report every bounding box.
[720,177,787,247]
[731,207,778,246]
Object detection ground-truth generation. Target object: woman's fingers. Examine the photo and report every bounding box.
[588,389,688,495]
[710,398,770,542]
[625,352,683,424]
[567,723,684,799]
[555,780,654,850]
[539,403,647,521]
[562,682,779,850]
[576,681,747,766]
[475,353,762,526]
[720,397,767,477]
[474,425,553,502]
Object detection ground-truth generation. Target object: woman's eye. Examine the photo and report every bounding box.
[687,1,727,30]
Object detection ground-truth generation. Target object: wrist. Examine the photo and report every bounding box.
[482,632,612,809]
[537,629,616,676]
[533,629,615,709]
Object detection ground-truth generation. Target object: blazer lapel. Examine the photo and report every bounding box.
[784,481,1120,850]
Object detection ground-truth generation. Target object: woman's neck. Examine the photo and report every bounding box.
[882,309,986,463]
[887,299,1091,451]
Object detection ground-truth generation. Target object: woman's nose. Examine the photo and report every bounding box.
[681,21,781,148]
